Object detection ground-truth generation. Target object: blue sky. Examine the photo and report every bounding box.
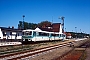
[0,0,90,34]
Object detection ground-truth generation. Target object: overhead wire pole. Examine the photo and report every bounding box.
[22,15,25,48]
[22,15,25,29]
[52,16,53,24]
[59,16,65,41]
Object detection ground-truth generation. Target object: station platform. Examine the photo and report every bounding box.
[0,42,22,46]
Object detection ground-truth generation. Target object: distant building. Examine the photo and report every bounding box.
[64,32,72,39]
[0,26,22,42]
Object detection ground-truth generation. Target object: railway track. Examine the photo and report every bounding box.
[0,41,74,60]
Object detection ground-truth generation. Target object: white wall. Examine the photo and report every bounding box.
[0,28,3,39]
[59,24,63,33]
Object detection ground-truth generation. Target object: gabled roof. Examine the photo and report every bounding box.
[35,27,42,31]
[0,27,22,32]
[52,23,61,24]
[38,27,52,32]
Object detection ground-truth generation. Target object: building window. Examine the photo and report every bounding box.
[18,33,19,36]
[15,34,17,37]
[3,32,6,36]
[10,32,12,35]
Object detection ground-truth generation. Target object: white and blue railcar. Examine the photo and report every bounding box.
[22,29,66,43]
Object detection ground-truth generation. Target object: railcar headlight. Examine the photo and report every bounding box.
[23,39,25,41]
[28,39,31,41]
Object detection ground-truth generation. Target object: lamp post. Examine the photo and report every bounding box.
[80,29,81,33]
[72,30,73,32]
[22,15,25,29]
[59,16,65,41]
[65,28,66,32]
[83,31,84,38]
[75,27,77,33]
[75,27,77,38]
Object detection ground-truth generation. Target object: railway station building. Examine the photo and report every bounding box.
[36,23,63,33]
[0,26,22,42]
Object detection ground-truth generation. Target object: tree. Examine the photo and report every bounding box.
[18,21,23,29]
[28,23,37,29]
[38,20,51,27]
[24,22,29,29]
[18,21,37,29]
[18,20,51,29]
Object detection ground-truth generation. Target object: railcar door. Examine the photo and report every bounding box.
[49,33,52,41]
[33,31,36,41]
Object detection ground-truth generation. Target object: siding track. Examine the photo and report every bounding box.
[0,41,74,60]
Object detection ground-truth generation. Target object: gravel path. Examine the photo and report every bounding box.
[30,47,72,60]
[85,38,90,60]
[30,38,89,60]
[85,48,90,60]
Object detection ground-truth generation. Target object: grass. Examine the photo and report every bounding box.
[0,45,33,55]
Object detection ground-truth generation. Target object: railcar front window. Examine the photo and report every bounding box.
[29,31,32,35]
[23,31,32,35]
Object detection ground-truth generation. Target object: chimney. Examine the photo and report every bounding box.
[8,26,10,28]
[12,26,14,29]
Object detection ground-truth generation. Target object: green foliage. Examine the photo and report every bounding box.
[18,21,23,29]
[38,20,51,27]
[18,21,37,29]
[18,20,51,29]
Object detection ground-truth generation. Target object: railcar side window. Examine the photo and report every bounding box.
[63,35,65,37]
[60,34,63,37]
[56,34,59,36]
[33,32,36,36]
[39,32,49,36]
[36,32,39,36]
[51,34,56,36]
[22,32,24,35]
[60,34,61,37]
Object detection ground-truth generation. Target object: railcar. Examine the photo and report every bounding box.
[22,29,66,43]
